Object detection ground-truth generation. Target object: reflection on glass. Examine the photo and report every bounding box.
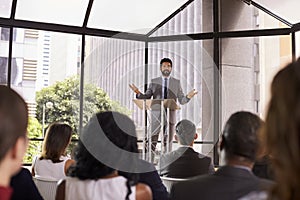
[221,36,291,121]
[0,27,10,85]
[0,0,12,18]
[254,0,300,24]
[88,0,188,34]
[8,28,82,165]
[15,0,89,26]
[150,0,213,37]
[221,0,290,32]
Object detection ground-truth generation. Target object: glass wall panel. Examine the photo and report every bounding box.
[150,0,213,37]
[221,35,292,126]
[0,27,10,85]
[255,0,300,24]
[148,39,216,159]
[88,0,188,34]
[0,0,12,18]
[84,35,145,132]
[15,0,89,26]
[221,0,289,32]
[10,28,82,164]
[296,32,300,59]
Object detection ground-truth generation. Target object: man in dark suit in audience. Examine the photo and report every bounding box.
[170,111,274,200]
[159,119,214,178]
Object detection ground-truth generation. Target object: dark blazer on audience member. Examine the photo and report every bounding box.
[160,147,214,178]
[119,159,169,200]
[252,155,274,180]
[10,168,43,200]
[170,165,274,200]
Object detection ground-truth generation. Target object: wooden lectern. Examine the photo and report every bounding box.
[133,99,180,162]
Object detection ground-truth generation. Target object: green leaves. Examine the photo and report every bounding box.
[35,75,130,135]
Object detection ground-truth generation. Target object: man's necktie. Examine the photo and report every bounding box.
[164,78,168,99]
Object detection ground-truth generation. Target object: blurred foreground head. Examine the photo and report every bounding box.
[0,85,28,182]
[264,59,300,200]
[69,111,139,179]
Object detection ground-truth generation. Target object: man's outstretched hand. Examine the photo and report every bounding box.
[129,83,140,94]
[187,89,198,99]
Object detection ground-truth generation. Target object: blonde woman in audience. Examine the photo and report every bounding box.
[32,122,75,181]
[0,86,29,200]
[241,59,300,200]
[56,111,152,200]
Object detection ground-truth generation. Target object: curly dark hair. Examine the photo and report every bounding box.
[68,111,139,200]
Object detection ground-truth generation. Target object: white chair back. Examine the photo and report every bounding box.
[33,176,58,200]
[160,176,189,192]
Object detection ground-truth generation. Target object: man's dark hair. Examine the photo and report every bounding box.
[221,111,262,162]
[160,58,172,67]
[175,119,196,145]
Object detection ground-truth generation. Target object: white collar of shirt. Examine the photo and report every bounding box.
[179,145,193,148]
[161,76,170,80]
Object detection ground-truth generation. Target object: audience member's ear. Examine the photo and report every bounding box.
[194,133,198,140]
[219,135,225,151]
[9,137,27,175]
[174,135,178,142]
[13,137,27,162]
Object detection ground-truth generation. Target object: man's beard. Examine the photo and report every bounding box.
[162,70,170,76]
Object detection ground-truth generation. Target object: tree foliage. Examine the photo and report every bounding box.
[36,75,130,136]
[24,117,42,163]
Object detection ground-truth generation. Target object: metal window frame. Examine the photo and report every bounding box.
[1,0,299,166]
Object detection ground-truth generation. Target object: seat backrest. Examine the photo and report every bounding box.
[160,176,189,192]
[33,176,58,200]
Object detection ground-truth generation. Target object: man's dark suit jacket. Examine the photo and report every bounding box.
[170,166,274,200]
[137,76,190,124]
[10,168,43,200]
[160,147,214,178]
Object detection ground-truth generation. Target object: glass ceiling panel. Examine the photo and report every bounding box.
[254,0,300,24]
[88,0,189,34]
[0,0,12,18]
[15,0,89,26]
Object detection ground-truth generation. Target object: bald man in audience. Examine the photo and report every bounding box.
[170,111,273,200]
[159,119,214,178]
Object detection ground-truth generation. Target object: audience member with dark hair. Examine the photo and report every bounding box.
[56,111,152,200]
[119,159,168,200]
[10,168,43,200]
[159,119,214,178]
[32,122,74,180]
[241,59,300,200]
[170,111,273,200]
[0,86,29,200]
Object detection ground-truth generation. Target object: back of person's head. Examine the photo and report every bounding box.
[264,59,300,200]
[0,85,28,174]
[175,119,196,145]
[221,111,262,163]
[68,111,139,200]
[41,122,72,163]
[160,58,172,67]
